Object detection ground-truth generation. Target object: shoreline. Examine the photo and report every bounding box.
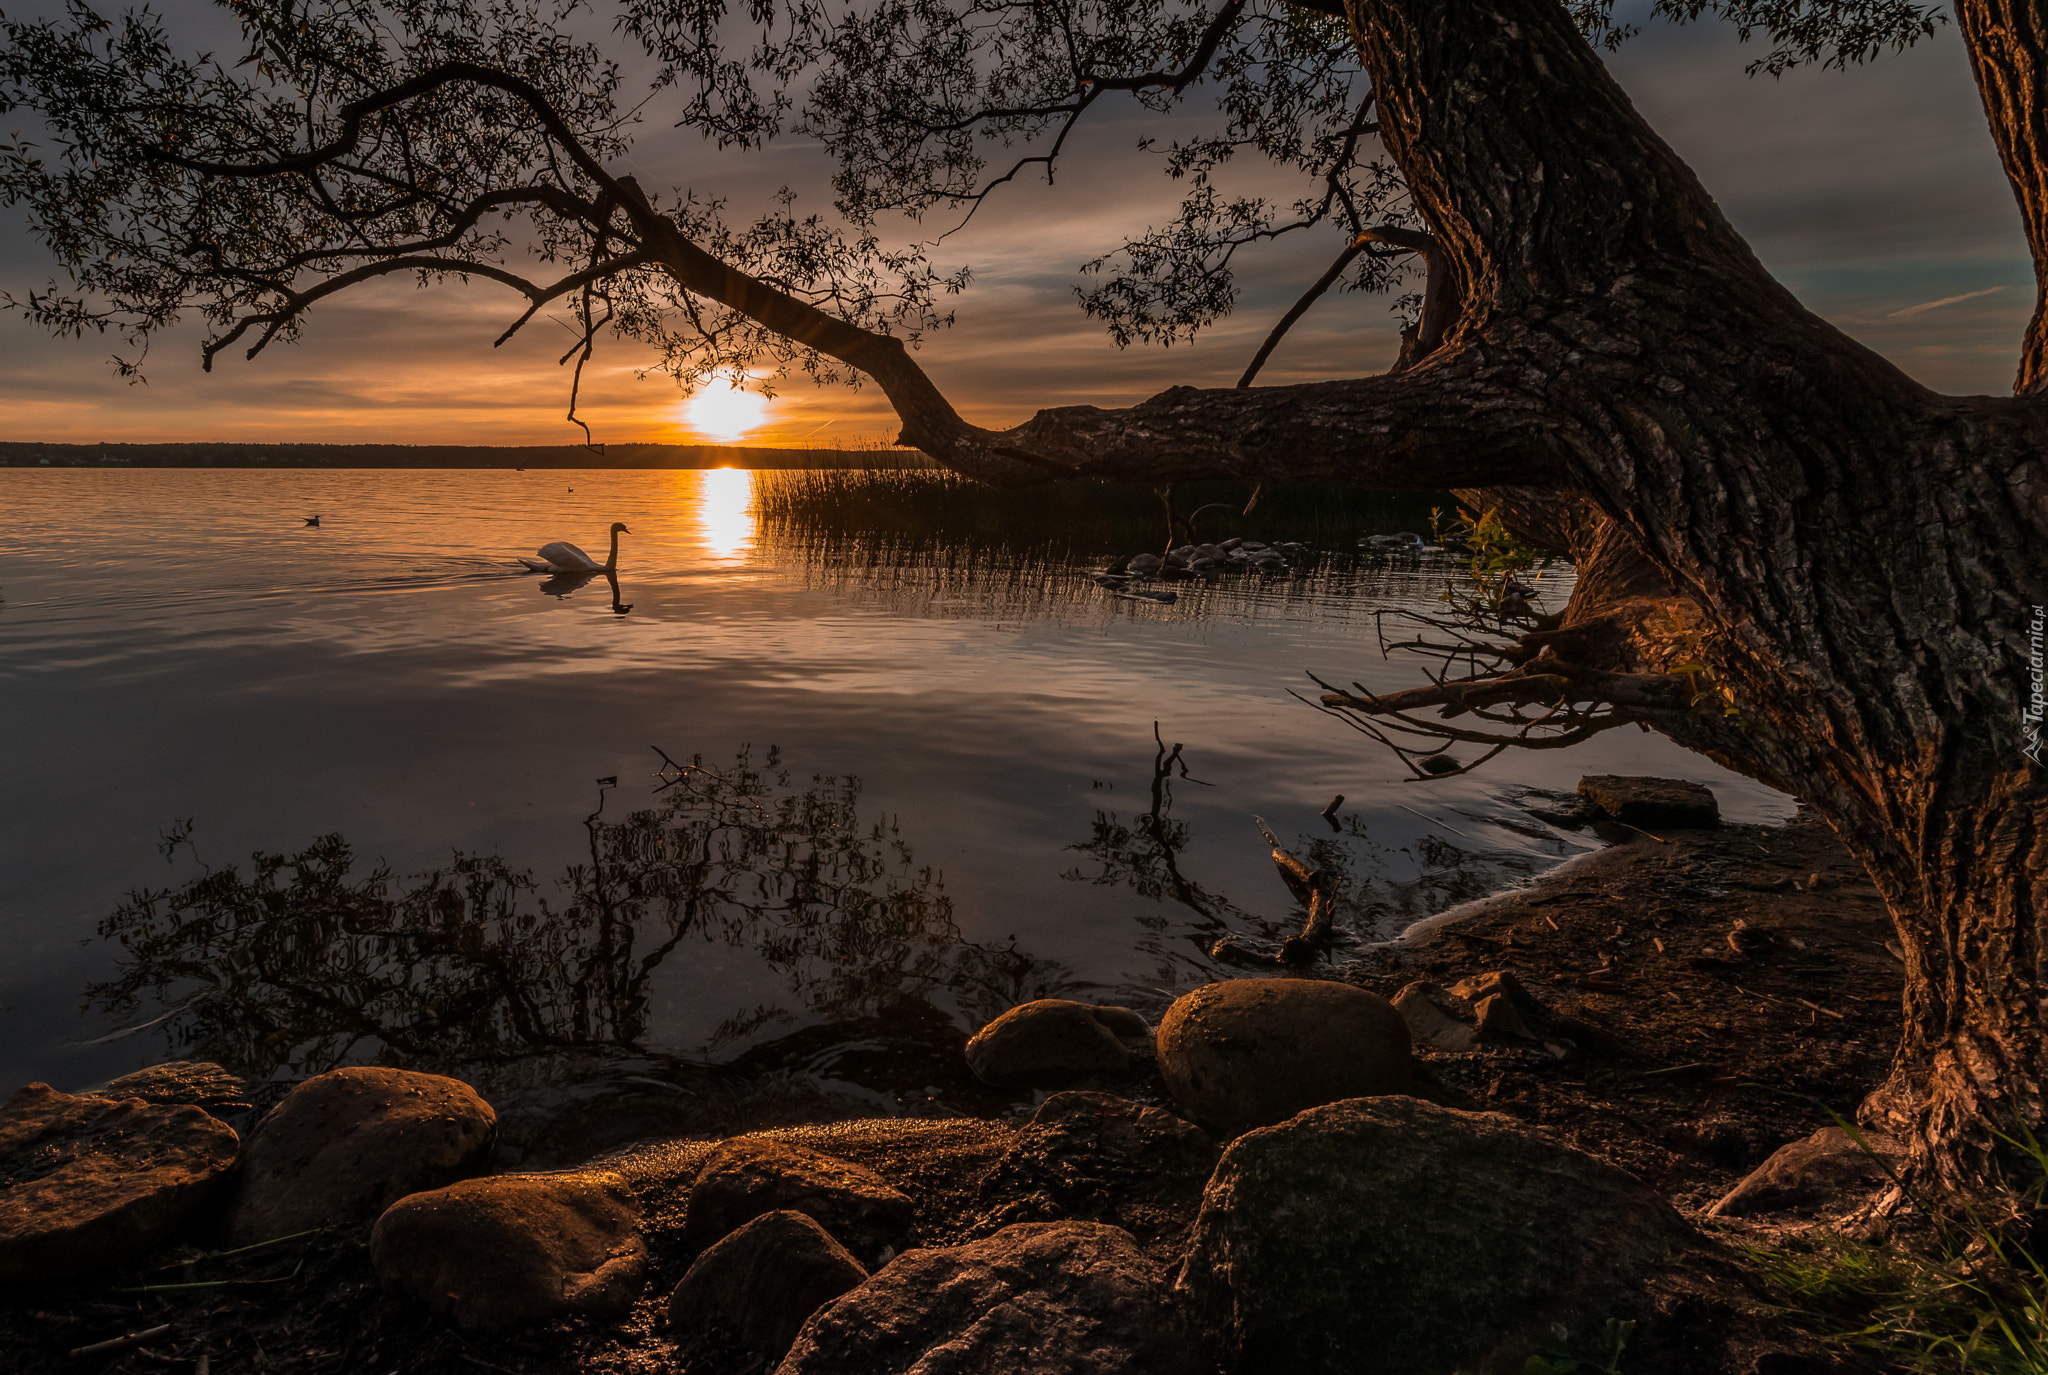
[0,803,1908,1374]
[0,441,935,470]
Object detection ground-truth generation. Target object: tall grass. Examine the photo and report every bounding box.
[751,467,1449,555]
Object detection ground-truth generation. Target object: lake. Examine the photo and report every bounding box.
[0,468,1791,1132]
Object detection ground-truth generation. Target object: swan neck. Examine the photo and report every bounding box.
[605,528,620,570]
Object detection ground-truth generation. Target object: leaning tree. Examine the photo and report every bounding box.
[2,0,2043,1199]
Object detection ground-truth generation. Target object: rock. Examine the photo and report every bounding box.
[1397,975,1554,1053]
[1177,1096,1688,1374]
[1453,971,1544,1042]
[1449,969,1538,1010]
[973,1091,1218,1243]
[1709,1125,1898,1217]
[81,1061,252,1119]
[1156,979,1412,1136]
[1127,553,1162,574]
[1577,774,1721,829]
[776,1221,1209,1375]
[682,1138,914,1267]
[1473,993,1532,1039]
[964,1000,1152,1089]
[1392,982,1479,1052]
[370,1171,646,1330]
[0,1082,240,1282]
[225,1067,496,1242]
[670,1210,867,1365]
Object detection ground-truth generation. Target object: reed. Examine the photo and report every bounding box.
[751,467,1448,554]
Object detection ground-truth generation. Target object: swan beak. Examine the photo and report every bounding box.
[619,525,632,534]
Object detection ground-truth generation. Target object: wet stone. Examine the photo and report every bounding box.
[1578,775,1721,829]
[776,1220,1209,1375]
[225,1066,496,1243]
[669,1209,868,1367]
[1710,1125,1899,1217]
[0,1082,240,1282]
[1176,1096,1689,1374]
[964,999,1153,1089]
[79,1061,252,1120]
[681,1137,915,1268]
[1156,978,1413,1136]
[370,1171,647,1330]
[973,1091,1218,1244]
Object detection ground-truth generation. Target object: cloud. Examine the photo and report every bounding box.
[0,9,2032,441]
[1888,286,2008,318]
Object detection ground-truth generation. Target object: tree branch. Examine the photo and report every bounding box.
[148,61,631,206]
[201,250,652,369]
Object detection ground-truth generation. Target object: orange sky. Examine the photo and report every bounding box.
[0,18,2033,449]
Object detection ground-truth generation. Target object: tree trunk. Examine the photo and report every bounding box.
[1955,0,2048,395]
[1348,0,2048,1197]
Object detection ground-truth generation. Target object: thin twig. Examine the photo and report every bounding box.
[70,1325,171,1358]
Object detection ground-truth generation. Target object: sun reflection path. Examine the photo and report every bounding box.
[694,467,757,561]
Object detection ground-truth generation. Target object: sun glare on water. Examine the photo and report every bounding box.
[694,467,756,560]
[684,381,771,444]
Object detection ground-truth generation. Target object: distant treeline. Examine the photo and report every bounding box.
[0,441,938,469]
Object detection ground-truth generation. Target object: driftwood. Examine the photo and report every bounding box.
[1209,821,1339,969]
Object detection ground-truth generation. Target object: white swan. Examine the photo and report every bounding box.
[519,522,630,574]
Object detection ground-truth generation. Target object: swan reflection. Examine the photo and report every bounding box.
[537,567,633,614]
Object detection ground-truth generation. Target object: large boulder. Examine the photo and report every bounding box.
[1177,1096,1688,1374]
[1156,979,1411,1136]
[973,1091,1218,1244]
[225,1067,495,1242]
[1710,1125,1898,1217]
[369,1171,646,1330]
[775,1220,1209,1375]
[681,1137,915,1267]
[669,1210,868,1366]
[964,1000,1153,1088]
[0,1082,240,1282]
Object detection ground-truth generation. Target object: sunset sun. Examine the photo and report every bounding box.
[683,381,770,444]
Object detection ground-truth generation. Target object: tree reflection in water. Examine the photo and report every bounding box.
[1064,728,1581,972]
[89,746,1073,1093]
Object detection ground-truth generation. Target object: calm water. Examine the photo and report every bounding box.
[0,469,1790,1114]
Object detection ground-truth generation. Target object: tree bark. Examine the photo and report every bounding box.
[1353,0,2048,1197]
[1955,0,2048,395]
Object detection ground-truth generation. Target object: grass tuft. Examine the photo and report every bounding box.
[1742,1129,2048,1372]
